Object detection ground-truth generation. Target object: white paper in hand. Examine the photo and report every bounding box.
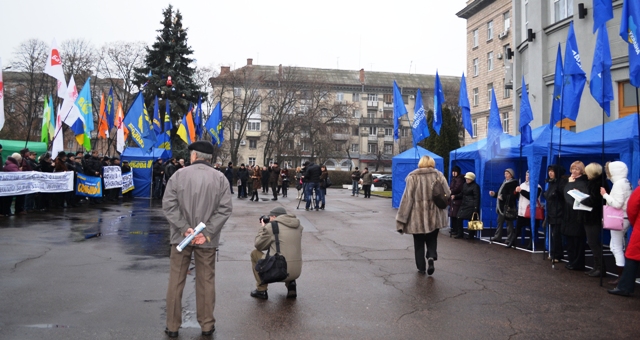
[176,222,206,252]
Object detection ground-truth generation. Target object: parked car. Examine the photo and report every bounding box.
[373,174,392,190]
[372,173,383,179]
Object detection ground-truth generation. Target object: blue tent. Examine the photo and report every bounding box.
[121,148,170,198]
[448,126,573,238]
[392,146,444,208]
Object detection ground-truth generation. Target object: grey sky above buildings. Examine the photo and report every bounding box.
[0,0,467,77]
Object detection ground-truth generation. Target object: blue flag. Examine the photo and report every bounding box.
[433,71,445,135]
[620,0,640,87]
[106,87,115,129]
[590,24,614,117]
[550,44,564,127]
[562,22,586,121]
[195,95,203,139]
[153,95,162,135]
[593,0,614,33]
[392,80,408,140]
[205,101,224,145]
[459,73,473,137]
[487,88,503,159]
[519,77,533,146]
[123,92,157,153]
[411,89,429,147]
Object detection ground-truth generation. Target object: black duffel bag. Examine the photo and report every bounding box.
[255,221,289,285]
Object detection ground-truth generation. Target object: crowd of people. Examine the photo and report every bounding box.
[0,146,133,216]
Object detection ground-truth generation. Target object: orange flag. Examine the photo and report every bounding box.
[97,92,109,139]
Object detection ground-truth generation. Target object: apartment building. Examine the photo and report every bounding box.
[210,59,460,171]
[513,0,630,132]
[457,0,515,145]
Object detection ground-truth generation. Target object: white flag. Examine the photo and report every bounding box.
[51,105,64,157]
[0,57,4,131]
[116,103,125,153]
[60,75,82,127]
[44,39,67,98]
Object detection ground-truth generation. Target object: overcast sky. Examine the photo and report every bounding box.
[1,0,468,77]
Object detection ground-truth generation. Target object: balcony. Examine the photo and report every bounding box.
[367,101,378,108]
[383,102,393,109]
[359,117,393,126]
[368,135,378,141]
[245,130,261,137]
[332,133,350,140]
[383,135,394,142]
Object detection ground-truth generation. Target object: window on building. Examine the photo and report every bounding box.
[234,121,240,131]
[249,139,257,149]
[368,93,377,102]
[619,81,638,118]
[472,29,479,48]
[384,128,393,136]
[369,126,377,135]
[473,88,479,106]
[301,142,309,151]
[473,58,479,76]
[503,11,510,31]
[487,52,494,71]
[401,128,409,137]
[248,157,256,166]
[487,20,494,41]
[383,94,392,104]
[383,144,393,154]
[336,92,344,102]
[247,121,261,131]
[233,87,242,97]
[352,127,359,136]
[472,118,478,137]
[523,0,529,42]
[352,93,361,102]
[351,143,359,152]
[503,44,511,66]
[487,83,494,103]
[502,112,510,133]
[368,143,378,154]
[503,78,511,98]
[352,109,360,118]
[554,0,574,22]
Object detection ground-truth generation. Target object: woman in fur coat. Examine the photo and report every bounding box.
[396,156,450,276]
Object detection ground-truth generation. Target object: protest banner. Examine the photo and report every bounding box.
[121,172,134,194]
[76,174,103,198]
[103,166,122,190]
[0,171,74,197]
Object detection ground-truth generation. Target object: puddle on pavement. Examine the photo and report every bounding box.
[24,324,70,328]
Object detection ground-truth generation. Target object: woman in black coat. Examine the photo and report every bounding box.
[455,172,481,239]
[562,161,589,271]
[489,168,519,242]
[449,166,465,236]
[578,163,609,277]
[543,164,567,263]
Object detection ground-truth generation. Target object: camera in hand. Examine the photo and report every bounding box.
[259,215,270,223]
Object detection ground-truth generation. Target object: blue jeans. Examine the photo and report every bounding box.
[305,182,322,209]
[352,180,360,195]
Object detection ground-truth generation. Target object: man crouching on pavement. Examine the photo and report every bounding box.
[250,207,303,300]
[163,141,233,338]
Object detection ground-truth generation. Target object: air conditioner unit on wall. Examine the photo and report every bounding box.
[409,95,415,99]
[240,140,246,146]
[496,53,503,60]
[498,31,508,40]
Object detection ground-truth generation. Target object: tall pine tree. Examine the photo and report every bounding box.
[422,107,461,175]
[134,5,200,148]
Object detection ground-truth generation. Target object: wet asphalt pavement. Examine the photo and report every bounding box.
[0,189,639,340]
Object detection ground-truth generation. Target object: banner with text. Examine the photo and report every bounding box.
[76,174,103,198]
[0,171,74,197]
[103,166,122,190]
[122,172,134,193]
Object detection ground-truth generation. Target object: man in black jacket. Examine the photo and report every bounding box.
[302,161,322,211]
[224,162,234,194]
[270,162,280,200]
[152,159,164,199]
[237,164,249,198]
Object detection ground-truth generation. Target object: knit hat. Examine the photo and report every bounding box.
[452,165,461,173]
[505,168,515,178]
[464,172,476,181]
[269,207,287,217]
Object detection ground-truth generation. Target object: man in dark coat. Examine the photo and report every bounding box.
[152,159,165,199]
[224,162,234,194]
[269,162,280,200]
[302,161,322,211]
[236,164,249,198]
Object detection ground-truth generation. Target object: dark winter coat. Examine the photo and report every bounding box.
[152,161,164,179]
[561,174,588,237]
[319,170,328,189]
[491,179,518,216]
[448,173,465,218]
[3,157,20,172]
[269,165,280,185]
[39,158,54,173]
[165,162,177,181]
[543,164,567,225]
[457,180,481,220]
[351,170,361,182]
[578,173,609,225]
[224,166,233,182]
[251,169,262,190]
[303,163,321,182]
[237,167,249,182]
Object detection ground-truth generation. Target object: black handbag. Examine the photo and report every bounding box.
[432,179,449,209]
[503,195,517,220]
[255,221,289,285]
